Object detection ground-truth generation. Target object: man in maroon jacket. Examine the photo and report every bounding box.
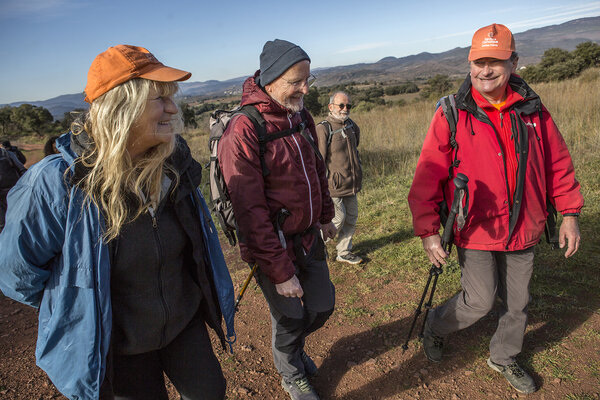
[408,24,583,394]
[219,39,336,400]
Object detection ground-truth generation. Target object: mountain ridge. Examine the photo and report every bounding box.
[3,16,599,119]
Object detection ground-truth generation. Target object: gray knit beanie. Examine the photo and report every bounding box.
[257,39,310,87]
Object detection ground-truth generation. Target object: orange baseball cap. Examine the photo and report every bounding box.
[84,45,191,103]
[468,23,515,61]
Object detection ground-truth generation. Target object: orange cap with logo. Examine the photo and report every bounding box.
[84,45,191,103]
[468,23,515,61]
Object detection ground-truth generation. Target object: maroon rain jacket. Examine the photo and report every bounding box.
[219,72,334,284]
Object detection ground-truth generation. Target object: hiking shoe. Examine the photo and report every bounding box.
[301,351,318,377]
[336,253,363,264]
[487,358,536,394]
[281,376,320,400]
[422,319,444,362]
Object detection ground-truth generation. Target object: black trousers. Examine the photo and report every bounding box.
[100,314,225,400]
[256,236,335,380]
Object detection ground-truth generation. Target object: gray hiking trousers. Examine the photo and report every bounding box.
[332,195,359,257]
[428,246,535,365]
[256,237,335,380]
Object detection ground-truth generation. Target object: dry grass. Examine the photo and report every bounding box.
[348,68,600,179]
[182,70,600,179]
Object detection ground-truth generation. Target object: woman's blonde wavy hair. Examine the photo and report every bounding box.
[71,78,182,242]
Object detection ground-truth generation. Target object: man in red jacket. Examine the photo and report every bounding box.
[408,24,583,394]
[219,39,336,400]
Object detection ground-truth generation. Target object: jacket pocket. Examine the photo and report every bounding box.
[332,172,342,189]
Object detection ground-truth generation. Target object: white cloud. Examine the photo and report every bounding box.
[508,2,600,30]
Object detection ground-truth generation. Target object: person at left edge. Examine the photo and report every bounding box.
[0,45,236,400]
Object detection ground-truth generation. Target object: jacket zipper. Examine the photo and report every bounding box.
[150,208,168,348]
[288,113,313,229]
[476,108,515,245]
[346,130,357,195]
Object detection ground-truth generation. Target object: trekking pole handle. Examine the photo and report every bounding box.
[441,173,469,248]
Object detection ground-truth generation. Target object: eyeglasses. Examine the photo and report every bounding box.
[334,103,352,110]
[283,74,317,89]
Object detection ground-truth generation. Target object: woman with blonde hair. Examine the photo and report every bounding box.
[0,45,235,400]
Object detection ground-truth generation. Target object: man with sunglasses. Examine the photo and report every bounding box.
[219,39,336,400]
[316,92,363,264]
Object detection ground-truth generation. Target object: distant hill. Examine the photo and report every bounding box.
[3,93,88,121]
[313,16,600,85]
[3,16,599,120]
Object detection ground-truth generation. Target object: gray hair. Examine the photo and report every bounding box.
[329,91,350,105]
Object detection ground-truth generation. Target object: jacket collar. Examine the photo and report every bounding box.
[455,73,541,116]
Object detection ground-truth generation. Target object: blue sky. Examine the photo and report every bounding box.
[1,0,599,104]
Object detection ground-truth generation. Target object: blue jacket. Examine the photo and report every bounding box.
[0,133,236,399]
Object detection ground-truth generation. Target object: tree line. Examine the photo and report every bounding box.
[520,41,600,83]
[0,104,85,138]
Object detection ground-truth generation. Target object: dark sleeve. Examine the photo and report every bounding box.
[15,149,26,164]
[8,151,27,175]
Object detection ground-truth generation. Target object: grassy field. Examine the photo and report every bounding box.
[182,69,600,398]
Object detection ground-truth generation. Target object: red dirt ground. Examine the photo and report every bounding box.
[1,253,599,399]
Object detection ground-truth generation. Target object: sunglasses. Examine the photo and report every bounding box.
[334,103,352,110]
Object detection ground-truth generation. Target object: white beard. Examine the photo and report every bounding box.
[284,98,304,113]
[330,110,349,121]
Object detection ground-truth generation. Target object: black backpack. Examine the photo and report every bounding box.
[436,94,558,248]
[0,148,25,190]
[208,105,321,246]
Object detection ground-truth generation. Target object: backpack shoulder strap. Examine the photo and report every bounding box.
[297,110,323,162]
[439,94,458,147]
[438,94,460,180]
[320,120,334,148]
[238,106,321,176]
[237,105,270,176]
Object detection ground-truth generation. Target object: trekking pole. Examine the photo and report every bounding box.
[233,208,290,312]
[234,263,258,312]
[402,173,468,352]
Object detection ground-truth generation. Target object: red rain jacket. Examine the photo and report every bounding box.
[219,72,334,283]
[408,75,583,251]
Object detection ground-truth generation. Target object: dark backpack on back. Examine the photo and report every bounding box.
[436,94,558,248]
[208,105,321,246]
[0,148,25,189]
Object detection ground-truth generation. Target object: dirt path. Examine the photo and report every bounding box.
[1,251,599,399]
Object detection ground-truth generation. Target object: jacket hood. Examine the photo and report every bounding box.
[58,131,201,201]
[455,73,541,117]
[240,71,291,115]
